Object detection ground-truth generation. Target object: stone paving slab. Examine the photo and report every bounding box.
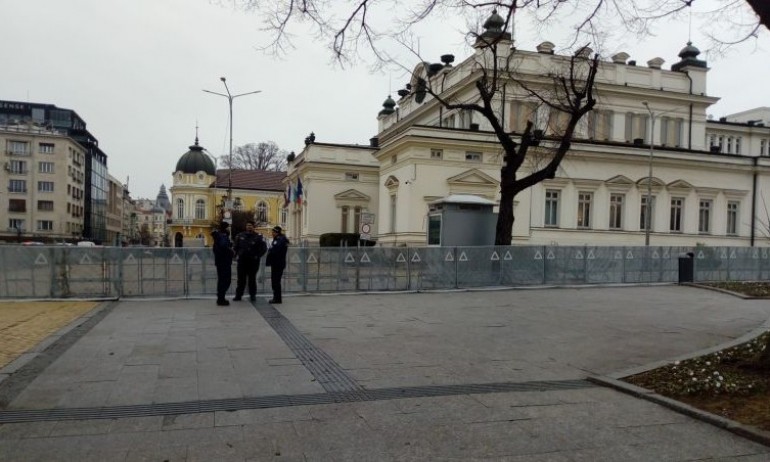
[0,286,769,460]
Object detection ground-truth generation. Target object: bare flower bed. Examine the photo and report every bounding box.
[624,282,770,431]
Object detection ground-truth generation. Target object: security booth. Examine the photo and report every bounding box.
[427,194,497,246]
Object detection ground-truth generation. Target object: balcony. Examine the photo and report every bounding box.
[170,218,212,226]
[5,150,31,157]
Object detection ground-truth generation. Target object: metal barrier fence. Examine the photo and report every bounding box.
[1,245,769,299]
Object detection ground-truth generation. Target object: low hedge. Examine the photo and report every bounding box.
[319,233,376,247]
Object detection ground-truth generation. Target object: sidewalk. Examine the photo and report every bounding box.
[0,286,769,460]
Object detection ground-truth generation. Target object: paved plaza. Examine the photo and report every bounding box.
[0,286,769,460]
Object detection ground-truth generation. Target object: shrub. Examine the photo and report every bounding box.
[319,233,376,247]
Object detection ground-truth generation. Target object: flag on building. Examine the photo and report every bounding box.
[296,178,304,206]
[283,183,291,208]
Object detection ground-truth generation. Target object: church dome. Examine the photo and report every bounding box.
[175,137,215,175]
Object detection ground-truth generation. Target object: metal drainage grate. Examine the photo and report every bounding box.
[0,379,595,424]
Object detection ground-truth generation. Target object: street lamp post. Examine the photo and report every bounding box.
[203,78,261,220]
[642,101,655,247]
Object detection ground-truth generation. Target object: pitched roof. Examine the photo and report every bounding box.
[212,169,286,192]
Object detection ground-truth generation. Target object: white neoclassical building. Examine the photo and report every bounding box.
[285,13,770,248]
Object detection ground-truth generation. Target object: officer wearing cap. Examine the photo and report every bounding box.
[265,225,289,304]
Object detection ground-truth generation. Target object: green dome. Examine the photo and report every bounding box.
[175,138,215,175]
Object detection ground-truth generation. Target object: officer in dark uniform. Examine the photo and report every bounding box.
[265,225,289,304]
[211,221,234,306]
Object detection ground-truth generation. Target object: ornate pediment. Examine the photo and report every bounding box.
[333,189,371,202]
[384,175,400,189]
[446,169,499,186]
[667,179,694,190]
[605,175,634,185]
[636,177,666,187]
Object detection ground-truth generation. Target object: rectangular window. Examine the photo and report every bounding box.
[727,137,734,154]
[341,206,349,233]
[577,192,592,229]
[670,197,684,232]
[727,201,739,235]
[9,219,25,231]
[9,160,27,174]
[544,190,560,227]
[38,200,54,211]
[353,206,362,234]
[508,101,538,133]
[39,143,54,154]
[546,109,570,136]
[6,140,30,155]
[345,172,359,181]
[624,113,649,142]
[37,220,53,231]
[8,199,26,212]
[588,110,612,140]
[465,151,482,162]
[761,139,768,156]
[430,149,443,160]
[428,215,442,245]
[735,137,741,154]
[38,181,54,192]
[39,161,55,174]
[389,195,397,233]
[699,199,712,233]
[660,117,683,146]
[9,179,26,193]
[609,194,624,229]
[640,196,655,231]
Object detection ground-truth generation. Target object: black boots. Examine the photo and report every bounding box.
[216,299,230,306]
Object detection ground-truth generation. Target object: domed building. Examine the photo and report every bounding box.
[169,136,287,247]
[168,136,219,247]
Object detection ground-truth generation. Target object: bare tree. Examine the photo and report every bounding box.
[219,141,288,171]
[227,0,767,63]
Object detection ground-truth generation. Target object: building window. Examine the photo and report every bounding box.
[459,110,473,129]
[609,194,624,229]
[39,143,54,154]
[37,220,53,231]
[640,196,655,231]
[256,201,268,223]
[233,197,243,211]
[8,199,26,212]
[341,206,349,232]
[176,199,184,219]
[546,109,570,135]
[508,101,538,133]
[39,161,55,174]
[727,201,739,235]
[345,172,359,181]
[38,200,54,211]
[353,206,362,233]
[588,110,613,140]
[465,151,482,162]
[38,181,54,193]
[761,139,768,156]
[9,179,27,193]
[577,192,591,229]
[735,137,742,154]
[727,137,734,154]
[624,113,649,142]
[9,219,25,231]
[280,207,287,226]
[195,199,206,220]
[544,190,560,227]
[698,199,712,233]
[670,197,684,232]
[428,215,442,245]
[6,141,30,155]
[389,195,397,233]
[430,149,443,160]
[9,160,27,174]
[660,117,683,147]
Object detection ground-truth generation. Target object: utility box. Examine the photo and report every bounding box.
[678,252,695,283]
[427,194,497,246]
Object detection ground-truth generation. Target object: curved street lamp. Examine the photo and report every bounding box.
[203,77,261,219]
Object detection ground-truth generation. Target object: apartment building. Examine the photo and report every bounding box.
[1,123,86,242]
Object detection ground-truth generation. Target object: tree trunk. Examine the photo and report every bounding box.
[758,335,770,369]
[745,0,770,30]
[495,185,516,245]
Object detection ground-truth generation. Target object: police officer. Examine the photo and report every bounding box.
[211,221,234,306]
[265,225,289,304]
[232,220,267,302]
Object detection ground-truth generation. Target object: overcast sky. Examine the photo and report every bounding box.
[2,0,768,199]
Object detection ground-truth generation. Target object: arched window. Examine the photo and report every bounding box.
[176,199,184,219]
[256,201,268,224]
[195,199,205,219]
